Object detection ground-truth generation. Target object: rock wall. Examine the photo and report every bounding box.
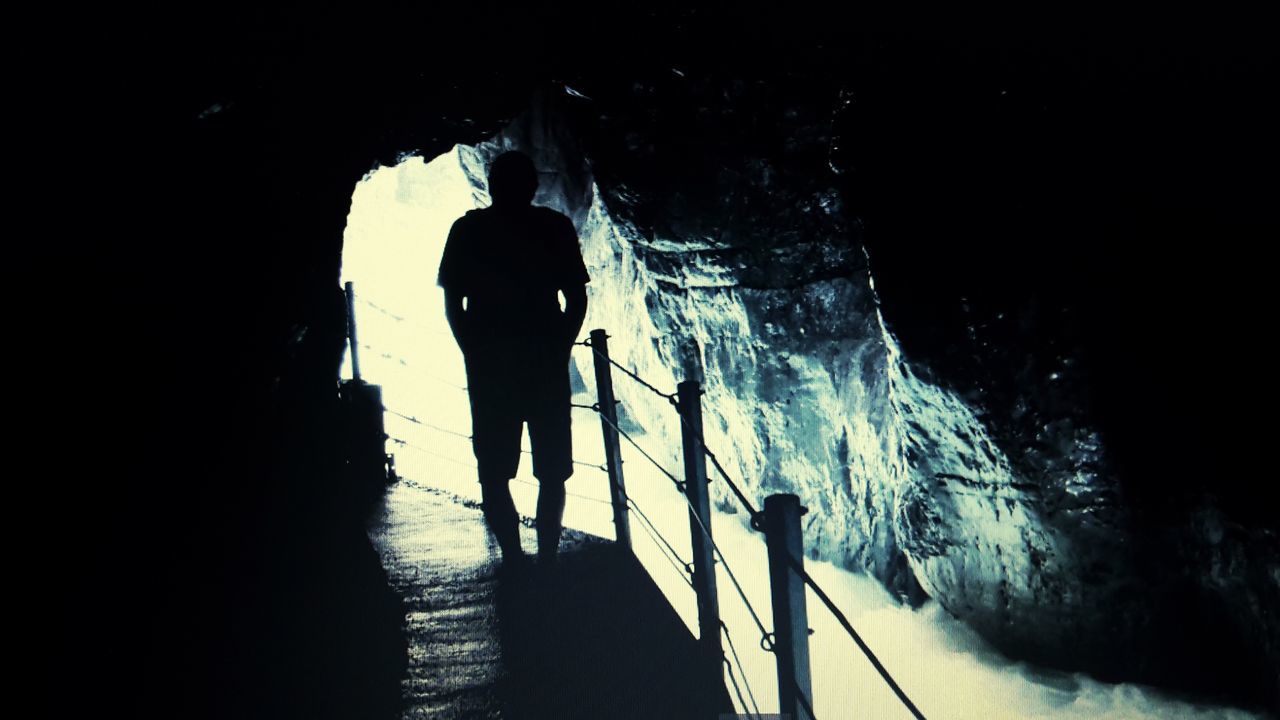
[455,91,1278,708]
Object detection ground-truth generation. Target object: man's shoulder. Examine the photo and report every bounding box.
[530,205,567,219]
[448,207,489,235]
[530,206,576,234]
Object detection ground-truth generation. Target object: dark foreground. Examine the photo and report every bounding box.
[369,480,735,719]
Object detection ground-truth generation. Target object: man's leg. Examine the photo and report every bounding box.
[534,481,566,563]
[528,366,574,564]
[469,372,526,562]
[480,476,523,560]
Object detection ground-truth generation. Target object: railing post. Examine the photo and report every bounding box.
[339,281,392,494]
[588,329,631,550]
[678,379,723,687]
[344,281,361,381]
[764,493,814,720]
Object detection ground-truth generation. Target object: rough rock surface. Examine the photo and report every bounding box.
[450,87,1277,708]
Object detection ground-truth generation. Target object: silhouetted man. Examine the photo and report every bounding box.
[437,150,590,567]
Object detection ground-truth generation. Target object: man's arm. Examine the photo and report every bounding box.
[555,213,590,347]
[438,216,471,352]
[562,284,587,346]
[443,287,469,352]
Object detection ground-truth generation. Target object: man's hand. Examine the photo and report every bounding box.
[561,284,587,349]
[559,315,580,348]
[443,288,470,353]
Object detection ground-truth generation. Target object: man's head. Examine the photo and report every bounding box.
[488,151,538,206]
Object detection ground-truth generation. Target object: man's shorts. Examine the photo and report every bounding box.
[464,340,574,485]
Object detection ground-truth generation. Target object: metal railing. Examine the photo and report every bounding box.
[344,282,928,720]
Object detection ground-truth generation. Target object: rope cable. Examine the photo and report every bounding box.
[509,476,613,507]
[721,621,764,719]
[356,342,468,391]
[723,655,759,720]
[795,680,819,720]
[579,342,678,403]
[786,554,927,720]
[372,320,923,719]
[387,436,476,469]
[591,404,774,649]
[384,407,471,440]
[628,508,697,592]
[355,297,452,335]
[669,385,763,523]
[384,405,606,472]
[626,497,694,577]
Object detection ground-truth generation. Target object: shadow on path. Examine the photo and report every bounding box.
[494,541,735,720]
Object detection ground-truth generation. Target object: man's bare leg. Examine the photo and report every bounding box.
[480,477,524,562]
[535,481,566,564]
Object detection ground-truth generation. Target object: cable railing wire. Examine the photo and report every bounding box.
[587,404,686,493]
[666,385,763,524]
[795,679,819,720]
[627,501,696,592]
[574,349,765,525]
[395,397,689,582]
[703,443,762,523]
[356,297,452,335]
[360,305,920,718]
[390,436,611,509]
[585,362,923,720]
[721,621,764,719]
[625,497,694,579]
[566,457,608,473]
[383,331,775,686]
[723,654,760,720]
[386,405,607,473]
[587,403,775,651]
[786,554,927,720]
[510,476,615,508]
[388,436,476,469]
[666,384,925,718]
[357,342,469,391]
[384,406,472,440]
[351,299,642,399]
[577,339,678,404]
[687,492,775,653]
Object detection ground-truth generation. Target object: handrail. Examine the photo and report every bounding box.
[628,497,696,591]
[348,292,925,719]
[578,338,679,404]
[785,553,927,720]
[585,403,775,651]
[721,621,763,719]
[570,339,929,720]
[384,405,607,473]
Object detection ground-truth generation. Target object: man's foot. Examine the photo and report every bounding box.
[536,547,571,593]
[496,549,532,580]
[535,482,566,567]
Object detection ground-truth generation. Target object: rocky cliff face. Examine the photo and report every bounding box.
[455,88,1278,708]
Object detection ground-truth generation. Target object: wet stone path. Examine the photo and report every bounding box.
[367,480,734,720]
[368,481,510,718]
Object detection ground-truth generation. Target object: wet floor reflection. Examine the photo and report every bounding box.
[370,482,733,719]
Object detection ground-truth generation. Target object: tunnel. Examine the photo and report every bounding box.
[69,6,1280,720]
